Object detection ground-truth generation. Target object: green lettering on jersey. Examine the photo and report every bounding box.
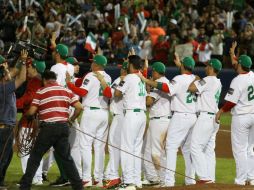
[186,92,197,103]
[138,81,146,96]
[215,90,221,104]
[99,82,111,96]
[248,85,254,101]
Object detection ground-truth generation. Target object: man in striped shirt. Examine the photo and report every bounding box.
[18,71,84,190]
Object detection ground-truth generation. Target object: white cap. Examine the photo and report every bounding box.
[170,19,177,25]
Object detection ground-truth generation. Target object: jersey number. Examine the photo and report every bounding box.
[215,90,221,104]
[138,81,146,96]
[99,82,111,96]
[186,92,197,103]
[248,85,254,101]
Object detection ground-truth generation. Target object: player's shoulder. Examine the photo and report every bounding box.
[113,77,121,84]
[156,76,169,83]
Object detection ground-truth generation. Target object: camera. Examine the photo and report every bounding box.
[7,40,47,61]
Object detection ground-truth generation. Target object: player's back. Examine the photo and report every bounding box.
[121,73,146,110]
[81,71,111,109]
[226,71,254,115]
[170,74,196,113]
[196,76,222,113]
[149,76,171,118]
[50,63,74,87]
[110,77,123,114]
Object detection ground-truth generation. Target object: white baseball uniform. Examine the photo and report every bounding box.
[50,63,74,87]
[164,74,197,186]
[143,76,171,183]
[117,73,147,187]
[224,71,254,185]
[191,76,222,181]
[79,71,111,183]
[104,77,124,180]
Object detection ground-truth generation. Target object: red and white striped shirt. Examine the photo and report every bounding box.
[31,82,79,122]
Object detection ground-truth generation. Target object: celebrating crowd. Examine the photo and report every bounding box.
[1,0,254,190]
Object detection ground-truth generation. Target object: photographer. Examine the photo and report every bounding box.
[0,50,27,190]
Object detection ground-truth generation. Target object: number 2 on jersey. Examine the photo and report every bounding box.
[99,82,111,96]
[248,85,254,101]
[186,92,196,103]
[138,81,146,96]
[215,90,221,104]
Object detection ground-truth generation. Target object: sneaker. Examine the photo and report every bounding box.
[82,180,92,187]
[93,180,103,187]
[197,180,213,184]
[32,180,43,186]
[116,183,136,190]
[103,178,121,189]
[142,179,159,186]
[50,177,70,187]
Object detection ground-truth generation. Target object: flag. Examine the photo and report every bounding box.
[85,32,96,53]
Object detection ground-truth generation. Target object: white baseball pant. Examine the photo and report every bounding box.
[191,112,219,181]
[105,113,124,180]
[143,117,170,182]
[231,114,254,185]
[164,112,197,186]
[121,110,146,187]
[80,108,109,182]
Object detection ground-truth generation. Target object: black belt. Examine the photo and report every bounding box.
[151,116,172,120]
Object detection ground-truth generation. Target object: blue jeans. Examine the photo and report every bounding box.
[0,126,14,186]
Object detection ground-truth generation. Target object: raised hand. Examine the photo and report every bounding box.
[20,49,28,61]
[174,52,181,67]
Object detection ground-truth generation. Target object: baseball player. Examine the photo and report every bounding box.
[188,59,222,183]
[67,55,112,187]
[50,43,75,187]
[139,56,197,186]
[16,58,46,185]
[114,55,147,190]
[216,55,254,185]
[142,62,171,185]
[103,62,128,189]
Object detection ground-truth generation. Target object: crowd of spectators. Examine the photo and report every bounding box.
[0,0,254,68]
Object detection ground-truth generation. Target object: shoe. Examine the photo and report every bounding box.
[42,173,48,181]
[93,180,103,187]
[82,180,92,187]
[50,177,70,187]
[197,180,213,184]
[32,180,43,186]
[142,179,159,186]
[103,178,121,189]
[116,183,136,190]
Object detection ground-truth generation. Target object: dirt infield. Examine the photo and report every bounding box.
[142,184,254,190]
[215,127,232,158]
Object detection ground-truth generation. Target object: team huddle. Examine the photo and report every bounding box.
[2,39,254,190]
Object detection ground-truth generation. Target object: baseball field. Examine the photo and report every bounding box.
[5,113,254,190]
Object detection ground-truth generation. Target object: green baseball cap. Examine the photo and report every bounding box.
[0,55,6,64]
[66,57,79,65]
[32,59,46,74]
[56,44,68,57]
[208,59,222,71]
[182,56,195,69]
[93,55,107,67]
[152,61,166,74]
[238,55,252,68]
[121,61,128,70]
